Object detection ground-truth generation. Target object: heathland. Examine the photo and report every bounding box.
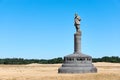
[0,62,120,80]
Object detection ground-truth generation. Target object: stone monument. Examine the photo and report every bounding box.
[58,13,97,73]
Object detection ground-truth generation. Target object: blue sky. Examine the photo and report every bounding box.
[0,0,120,59]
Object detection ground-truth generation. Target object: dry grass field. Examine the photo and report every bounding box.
[0,62,120,80]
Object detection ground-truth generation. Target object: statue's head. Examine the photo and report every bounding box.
[75,13,78,17]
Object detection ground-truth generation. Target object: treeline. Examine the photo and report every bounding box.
[92,56,120,63]
[0,57,63,64]
[0,56,120,64]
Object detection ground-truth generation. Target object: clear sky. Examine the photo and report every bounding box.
[0,0,120,59]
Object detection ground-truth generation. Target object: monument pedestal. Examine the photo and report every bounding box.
[58,31,97,73]
[58,53,97,73]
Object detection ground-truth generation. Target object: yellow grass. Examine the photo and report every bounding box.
[0,62,120,80]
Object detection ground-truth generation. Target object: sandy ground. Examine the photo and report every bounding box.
[0,62,120,80]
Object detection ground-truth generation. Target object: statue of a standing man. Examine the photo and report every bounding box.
[74,13,81,33]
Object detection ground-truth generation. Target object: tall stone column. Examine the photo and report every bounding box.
[74,31,81,54]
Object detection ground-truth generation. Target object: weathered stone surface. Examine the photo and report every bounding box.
[74,13,81,32]
[58,53,97,73]
[58,67,97,73]
[58,13,97,73]
[74,32,81,53]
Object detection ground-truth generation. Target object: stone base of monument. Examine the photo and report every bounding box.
[58,53,97,73]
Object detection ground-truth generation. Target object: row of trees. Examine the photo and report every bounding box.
[92,56,120,63]
[0,56,119,64]
[0,57,63,64]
